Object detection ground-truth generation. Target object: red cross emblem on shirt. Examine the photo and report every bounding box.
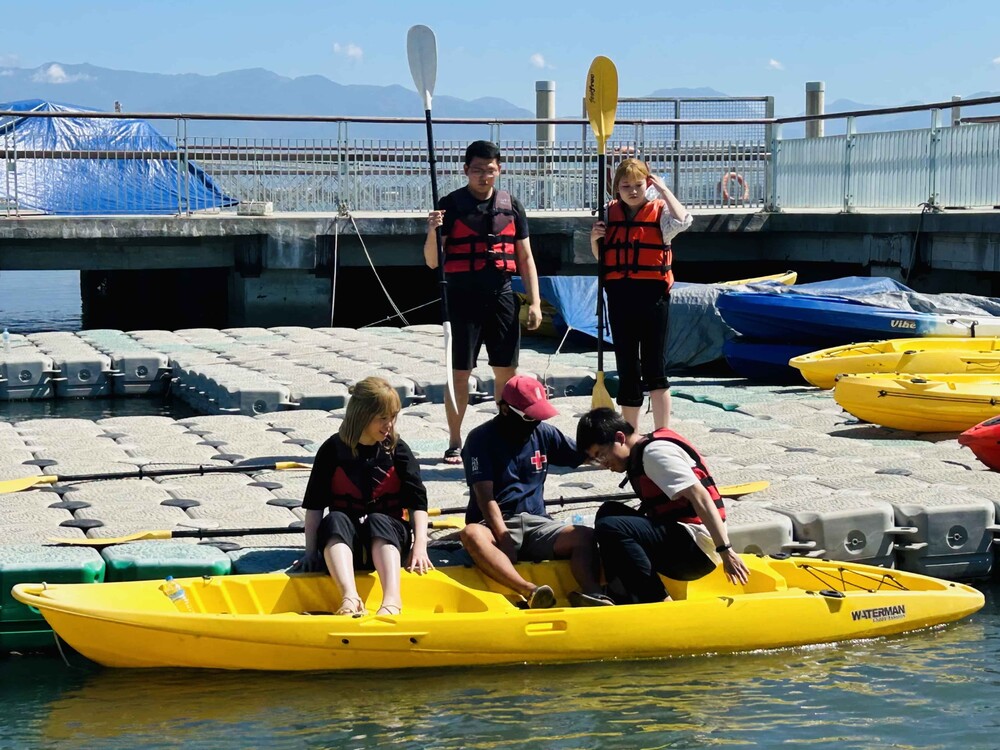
[530,450,547,471]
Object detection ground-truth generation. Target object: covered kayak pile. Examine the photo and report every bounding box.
[12,556,983,671]
[718,276,1000,464]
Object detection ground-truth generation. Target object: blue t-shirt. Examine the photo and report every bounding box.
[462,418,585,523]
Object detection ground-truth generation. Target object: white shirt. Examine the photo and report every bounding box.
[641,440,723,564]
[645,184,694,244]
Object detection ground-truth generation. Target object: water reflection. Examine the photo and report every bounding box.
[0,394,198,422]
[2,603,994,750]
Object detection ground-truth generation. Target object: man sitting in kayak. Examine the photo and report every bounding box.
[576,408,749,603]
[459,374,611,608]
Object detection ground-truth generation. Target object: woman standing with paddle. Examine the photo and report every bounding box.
[590,158,692,431]
[299,376,433,616]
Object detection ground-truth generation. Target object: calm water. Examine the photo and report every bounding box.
[0,270,82,334]
[0,584,998,749]
[4,272,1000,748]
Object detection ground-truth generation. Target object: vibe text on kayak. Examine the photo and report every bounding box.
[890,320,917,329]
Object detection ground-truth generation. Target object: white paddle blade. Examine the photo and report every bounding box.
[442,321,459,415]
[407,25,437,111]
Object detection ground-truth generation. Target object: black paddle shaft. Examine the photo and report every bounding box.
[174,525,301,539]
[596,151,607,370]
[423,110,451,323]
[437,491,637,516]
[53,463,295,484]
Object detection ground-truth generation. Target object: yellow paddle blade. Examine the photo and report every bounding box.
[591,371,616,410]
[429,518,465,530]
[274,462,311,470]
[718,480,770,498]
[585,55,618,155]
[47,529,173,547]
[0,474,58,494]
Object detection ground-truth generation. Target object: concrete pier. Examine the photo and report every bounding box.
[3,209,1000,328]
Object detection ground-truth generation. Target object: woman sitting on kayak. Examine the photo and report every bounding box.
[299,376,433,615]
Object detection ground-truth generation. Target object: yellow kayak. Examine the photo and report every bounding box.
[717,270,797,286]
[792,337,1000,389]
[834,372,1000,432]
[13,557,982,671]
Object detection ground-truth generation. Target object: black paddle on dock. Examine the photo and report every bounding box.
[0,461,313,496]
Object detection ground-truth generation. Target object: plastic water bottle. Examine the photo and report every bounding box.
[160,576,192,612]
[2,328,9,354]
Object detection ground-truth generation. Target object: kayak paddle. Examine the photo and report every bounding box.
[585,55,618,410]
[0,461,312,496]
[47,517,465,548]
[407,24,459,417]
[426,480,770,517]
[45,482,769,547]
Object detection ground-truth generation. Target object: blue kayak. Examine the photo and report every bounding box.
[723,340,817,383]
[717,291,1000,344]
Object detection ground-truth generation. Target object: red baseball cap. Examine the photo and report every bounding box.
[502,374,557,421]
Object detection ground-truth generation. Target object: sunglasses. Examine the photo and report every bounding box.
[507,405,538,423]
[586,444,615,467]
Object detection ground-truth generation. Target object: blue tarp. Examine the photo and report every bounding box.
[515,274,1000,368]
[513,276,762,369]
[722,275,1000,317]
[771,276,912,297]
[0,99,236,215]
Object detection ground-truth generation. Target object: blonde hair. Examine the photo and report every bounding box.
[611,158,651,200]
[338,376,401,455]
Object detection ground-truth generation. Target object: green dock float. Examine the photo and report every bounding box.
[101,541,231,582]
[0,545,105,651]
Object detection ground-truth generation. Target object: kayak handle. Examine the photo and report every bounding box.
[781,541,818,551]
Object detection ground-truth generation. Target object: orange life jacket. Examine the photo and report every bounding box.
[625,428,724,524]
[602,199,674,287]
[328,438,406,520]
[443,190,518,274]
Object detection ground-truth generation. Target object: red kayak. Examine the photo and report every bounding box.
[959,416,1000,471]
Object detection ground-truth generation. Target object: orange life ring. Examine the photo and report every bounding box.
[721,171,750,202]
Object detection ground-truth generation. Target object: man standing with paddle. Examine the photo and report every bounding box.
[424,140,543,464]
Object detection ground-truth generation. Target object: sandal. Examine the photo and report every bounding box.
[335,596,366,616]
[443,447,462,465]
[527,584,556,609]
[375,604,402,616]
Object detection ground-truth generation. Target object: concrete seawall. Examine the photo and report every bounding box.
[3,209,999,328]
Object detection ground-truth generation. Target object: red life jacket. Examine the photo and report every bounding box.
[328,438,406,519]
[626,428,724,524]
[443,190,518,274]
[602,199,674,288]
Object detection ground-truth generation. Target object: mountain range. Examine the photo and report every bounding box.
[1,62,997,142]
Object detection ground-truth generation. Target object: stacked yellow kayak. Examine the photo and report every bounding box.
[13,556,982,671]
[717,270,797,287]
[834,372,1000,432]
[792,337,1000,389]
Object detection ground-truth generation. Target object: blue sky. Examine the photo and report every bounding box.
[2,0,998,116]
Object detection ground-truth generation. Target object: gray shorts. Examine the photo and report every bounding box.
[499,512,568,562]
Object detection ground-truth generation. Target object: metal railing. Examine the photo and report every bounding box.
[2,95,1000,217]
[772,110,1000,211]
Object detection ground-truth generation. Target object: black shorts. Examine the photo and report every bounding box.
[316,511,412,570]
[605,279,671,407]
[447,273,520,371]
